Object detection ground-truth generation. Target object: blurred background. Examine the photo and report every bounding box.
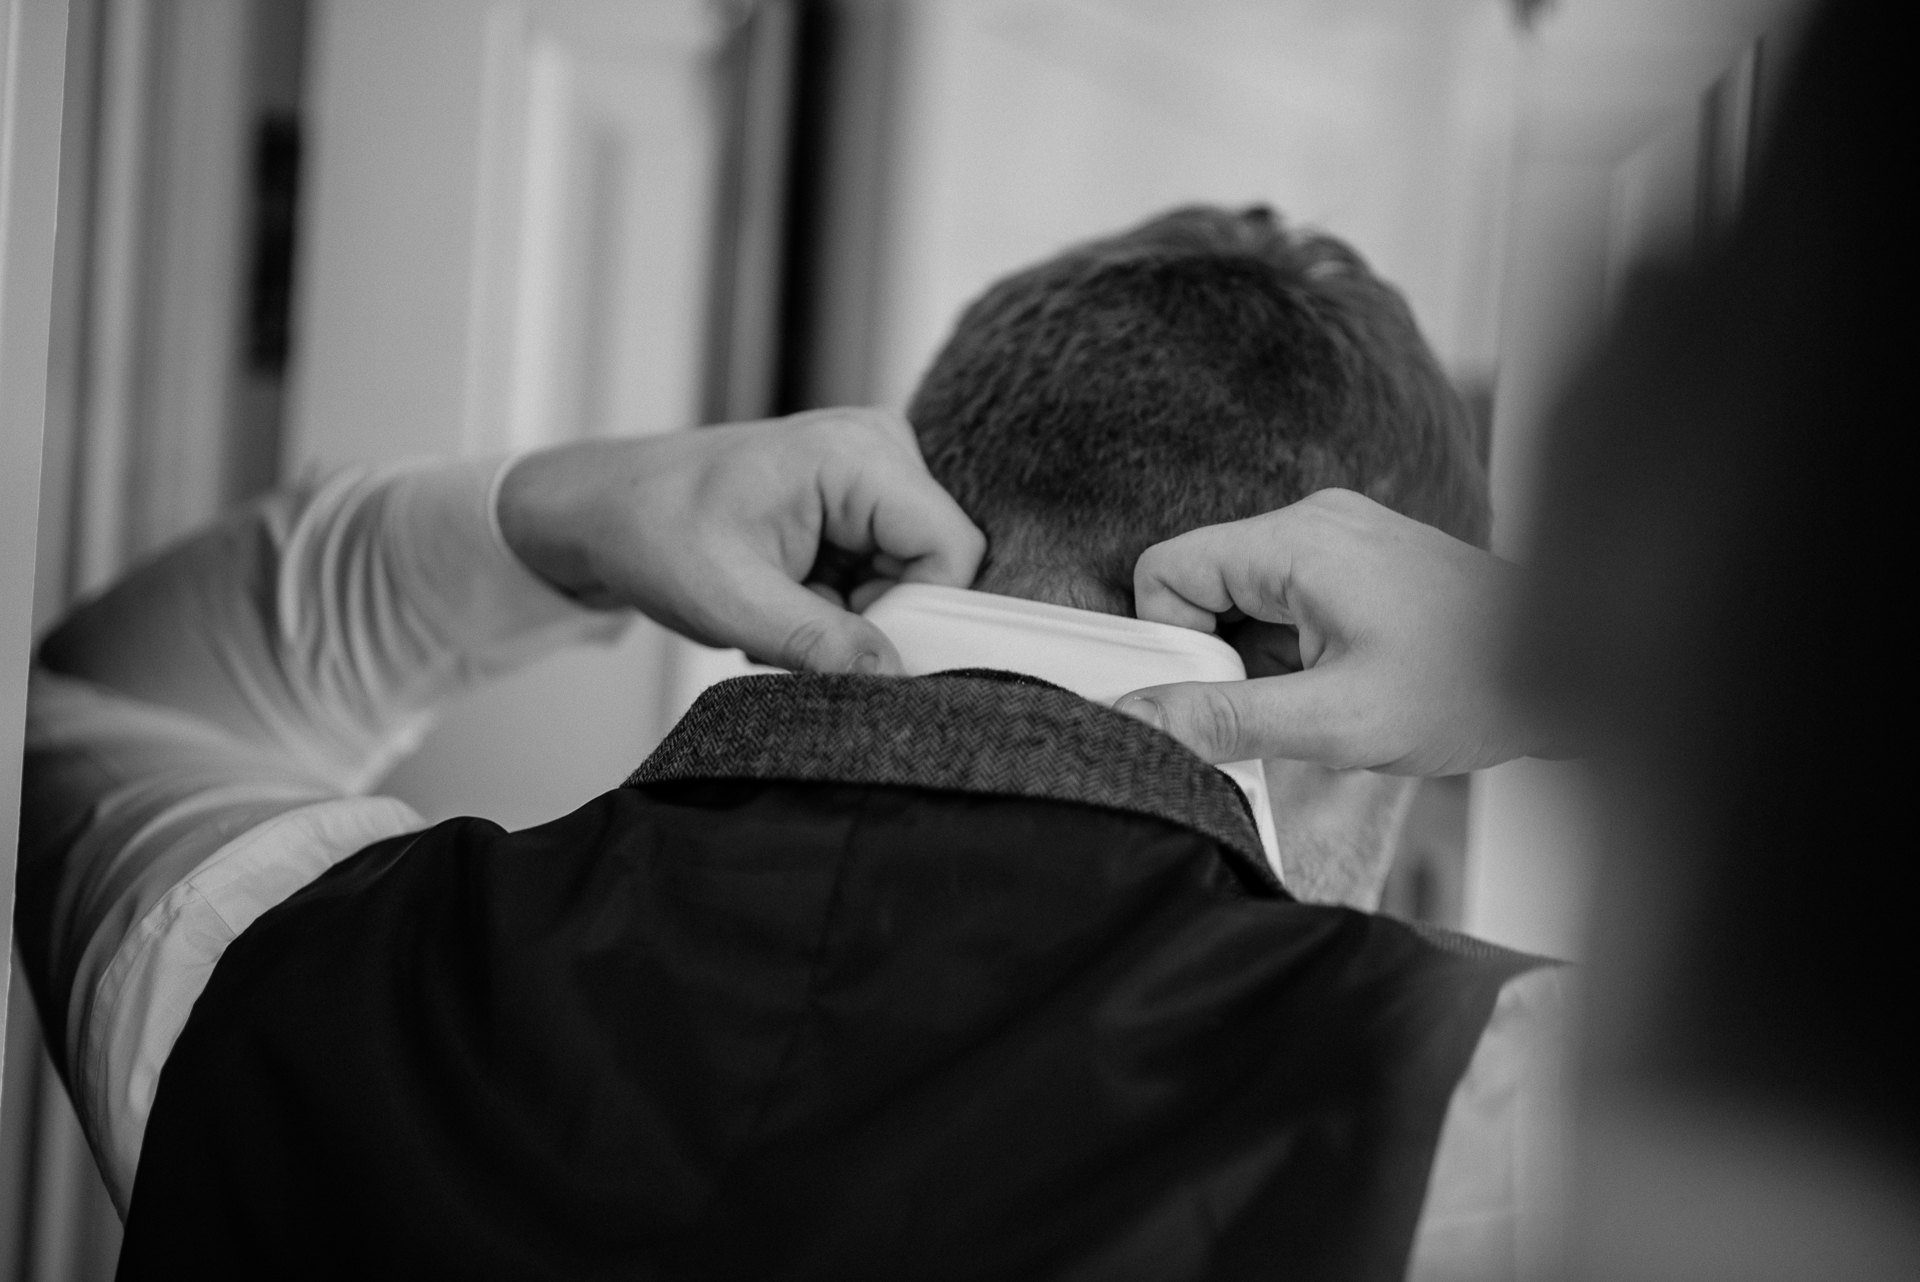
[0,0,1802,1274]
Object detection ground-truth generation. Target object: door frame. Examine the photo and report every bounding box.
[0,0,72,1108]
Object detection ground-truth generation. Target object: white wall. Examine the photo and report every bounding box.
[872,0,1522,406]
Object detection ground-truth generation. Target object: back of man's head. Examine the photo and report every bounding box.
[909,206,1488,614]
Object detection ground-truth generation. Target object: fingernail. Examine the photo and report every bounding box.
[1115,696,1165,732]
[850,651,881,674]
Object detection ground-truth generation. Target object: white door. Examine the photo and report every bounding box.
[286,0,737,828]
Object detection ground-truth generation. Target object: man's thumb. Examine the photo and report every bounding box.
[753,578,907,675]
[1114,673,1342,765]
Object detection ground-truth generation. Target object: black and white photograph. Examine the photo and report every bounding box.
[0,0,1903,1278]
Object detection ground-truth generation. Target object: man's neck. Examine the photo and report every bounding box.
[969,564,1132,618]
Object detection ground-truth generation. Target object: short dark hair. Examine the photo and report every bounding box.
[908,206,1489,612]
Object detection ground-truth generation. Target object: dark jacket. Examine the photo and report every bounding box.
[118,672,1537,1281]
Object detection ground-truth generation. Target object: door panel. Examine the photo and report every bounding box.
[288,0,734,827]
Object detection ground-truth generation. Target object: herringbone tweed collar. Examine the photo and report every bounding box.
[626,670,1278,892]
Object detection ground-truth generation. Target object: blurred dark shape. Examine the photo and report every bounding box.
[703,0,800,425]
[771,0,903,418]
[1509,0,1558,32]
[1517,0,1912,1263]
[772,0,844,417]
[244,114,300,376]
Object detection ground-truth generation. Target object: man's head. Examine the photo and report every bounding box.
[909,205,1488,615]
[907,206,1488,906]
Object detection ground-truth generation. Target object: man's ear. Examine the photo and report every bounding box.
[1223,618,1302,677]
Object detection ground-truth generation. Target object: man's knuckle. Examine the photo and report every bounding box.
[780,615,850,672]
[822,405,888,440]
[780,618,828,667]
[1189,686,1244,756]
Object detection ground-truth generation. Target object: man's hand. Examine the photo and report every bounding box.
[497,409,986,674]
[1116,489,1541,775]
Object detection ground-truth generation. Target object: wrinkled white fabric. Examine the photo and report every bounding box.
[21,457,622,1213]
[1406,964,1570,1281]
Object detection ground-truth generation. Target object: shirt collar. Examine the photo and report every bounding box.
[864,584,1284,880]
